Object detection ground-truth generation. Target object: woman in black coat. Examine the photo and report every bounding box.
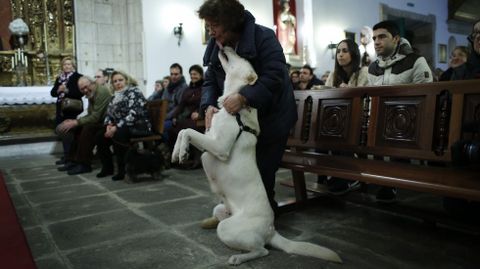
[50,56,83,165]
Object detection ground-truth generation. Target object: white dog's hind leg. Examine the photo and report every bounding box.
[213,203,231,221]
[217,216,270,265]
[228,248,269,266]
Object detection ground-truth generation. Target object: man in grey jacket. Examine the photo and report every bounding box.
[368,20,433,203]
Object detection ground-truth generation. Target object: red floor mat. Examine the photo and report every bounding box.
[0,171,37,269]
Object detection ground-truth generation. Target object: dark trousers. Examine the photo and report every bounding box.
[67,123,103,165]
[55,106,81,159]
[95,126,130,174]
[256,132,289,211]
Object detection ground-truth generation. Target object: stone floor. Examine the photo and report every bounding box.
[1,154,479,269]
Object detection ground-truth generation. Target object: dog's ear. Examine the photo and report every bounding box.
[247,73,258,85]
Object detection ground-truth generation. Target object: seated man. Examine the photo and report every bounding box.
[296,64,324,90]
[56,76,112,175]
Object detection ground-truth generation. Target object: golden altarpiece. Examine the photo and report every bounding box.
[0,0,74,139]
[0,0,74,86]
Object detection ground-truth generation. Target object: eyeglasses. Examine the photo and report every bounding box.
[468,31,480,43]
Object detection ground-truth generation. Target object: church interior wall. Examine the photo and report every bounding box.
[71,0,471,96]
[141,0,273,96]
[75,0,144,90]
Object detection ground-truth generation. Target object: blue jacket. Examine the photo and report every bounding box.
[201,11,297,140]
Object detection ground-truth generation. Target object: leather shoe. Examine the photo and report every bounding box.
[67,164,92,175]
[112,173,125,181]
[57,162,76,171]
[55,158,65,165]
[96,168,114,178]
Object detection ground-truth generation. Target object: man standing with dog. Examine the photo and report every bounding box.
[198,0,297,228]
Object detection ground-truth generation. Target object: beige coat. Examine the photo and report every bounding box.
[325,66,369,87]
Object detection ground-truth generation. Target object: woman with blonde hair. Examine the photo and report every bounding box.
[50,56,83,166]
[95,70,151,181]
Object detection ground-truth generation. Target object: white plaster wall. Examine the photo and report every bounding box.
[141,0,273,97]
[75,0,144,91]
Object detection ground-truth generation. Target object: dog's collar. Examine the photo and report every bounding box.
[235,113,258,141]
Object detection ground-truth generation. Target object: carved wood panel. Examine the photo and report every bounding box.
[463,94,480,137]
[376,97,425,148]
[317,99,351,142]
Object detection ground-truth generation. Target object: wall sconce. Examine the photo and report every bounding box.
[173,23,183,46]
[327,42,337,59]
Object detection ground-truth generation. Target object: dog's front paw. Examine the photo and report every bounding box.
[171,144,180,163]
[217,96,226,108]
[178,146,189,164]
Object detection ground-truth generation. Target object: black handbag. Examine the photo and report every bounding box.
[129,120,153,137]
[61,98,83,114]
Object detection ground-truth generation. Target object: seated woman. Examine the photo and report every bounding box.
[325,38,368,88]
[168,65,205,169]
[323,39,368,194]
[50,57,84,165]
[439,46,469,81]
[95,70,151,181]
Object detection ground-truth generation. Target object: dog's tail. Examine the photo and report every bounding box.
[268,231,342,263]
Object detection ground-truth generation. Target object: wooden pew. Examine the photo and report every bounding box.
[281,80,480,207]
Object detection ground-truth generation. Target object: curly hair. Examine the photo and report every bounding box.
[197,0,245,33]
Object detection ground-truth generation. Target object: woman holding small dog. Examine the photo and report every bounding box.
[198,0,297,227]
[95,70,151,181]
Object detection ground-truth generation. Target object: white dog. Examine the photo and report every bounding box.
[171,47,342,265]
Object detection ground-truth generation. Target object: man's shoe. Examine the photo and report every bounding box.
[112,173,125,181]
[55,157,65,165]
[327,178,360,195]
[317,175,328,184]
[57,162,76,172]
[96,168,114,178]
[67,164,92,175]
[376,187,397,203]
[200,216,220,229]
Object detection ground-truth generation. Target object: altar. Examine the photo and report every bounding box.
[1,86,56,105]
[0,86,57,139]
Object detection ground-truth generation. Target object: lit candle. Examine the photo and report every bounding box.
[24,55,28,68]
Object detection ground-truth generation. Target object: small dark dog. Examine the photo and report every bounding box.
[125,143,170,182]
